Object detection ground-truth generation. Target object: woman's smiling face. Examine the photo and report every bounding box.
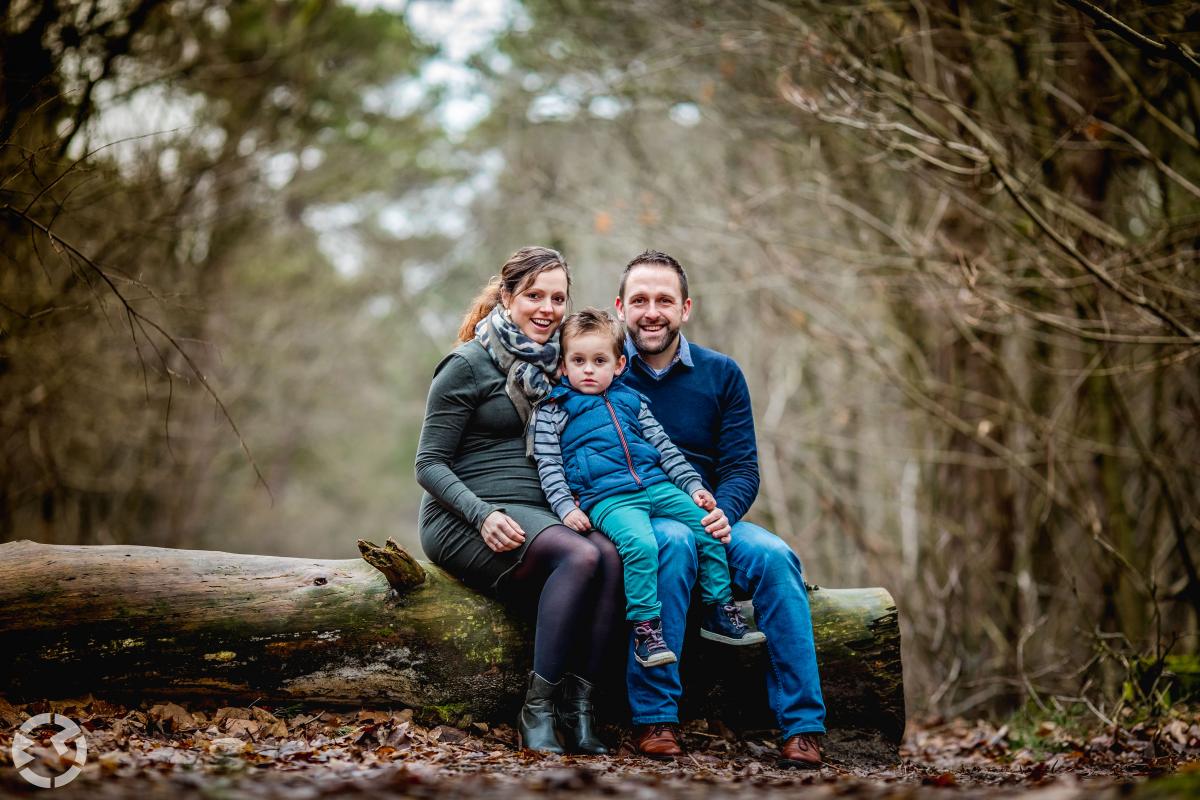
[504,267,569,343]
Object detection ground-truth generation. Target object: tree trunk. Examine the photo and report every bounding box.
[0,539,904,748]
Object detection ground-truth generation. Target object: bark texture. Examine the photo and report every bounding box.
[0,539,903,743]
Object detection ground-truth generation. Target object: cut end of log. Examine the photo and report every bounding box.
[357,538,427,592]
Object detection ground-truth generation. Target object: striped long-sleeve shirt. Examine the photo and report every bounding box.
[533,399,705,522]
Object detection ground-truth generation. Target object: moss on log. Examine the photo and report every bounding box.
[0,539,902,744]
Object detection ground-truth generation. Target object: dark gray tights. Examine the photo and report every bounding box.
[506,525,623,682]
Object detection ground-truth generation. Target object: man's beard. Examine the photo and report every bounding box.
[633,324,679,356]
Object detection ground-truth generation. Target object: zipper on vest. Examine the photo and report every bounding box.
[604,395,643,486]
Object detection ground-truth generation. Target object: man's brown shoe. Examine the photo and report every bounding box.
[778,733,822,769]
[633,724,683,760]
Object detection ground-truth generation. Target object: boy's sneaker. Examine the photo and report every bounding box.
[700,603,767,645]
[632,618,677,667]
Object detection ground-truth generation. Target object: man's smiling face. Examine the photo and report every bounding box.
[615,264,692,357]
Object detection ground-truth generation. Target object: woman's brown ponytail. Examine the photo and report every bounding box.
[457,276,504,342]
[456,246,571,342]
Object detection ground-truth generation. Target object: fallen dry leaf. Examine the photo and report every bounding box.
[208,737,251,755]
[148,702,198,733]
[224,718,260,738]
[250,707,289,738]
[213,707,253,725]
[0,696,23,728]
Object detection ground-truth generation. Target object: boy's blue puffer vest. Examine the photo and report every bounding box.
[547,378,669,512]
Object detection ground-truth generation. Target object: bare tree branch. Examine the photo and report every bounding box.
[1061,0,1200,82]
[0,203,274,502]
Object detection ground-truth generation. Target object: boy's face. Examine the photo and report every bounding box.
[563,332,626,395]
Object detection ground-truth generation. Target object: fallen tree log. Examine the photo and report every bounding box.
[0,539,903,746]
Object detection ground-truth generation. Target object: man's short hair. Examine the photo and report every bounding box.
[559,307,624,359]
[618,250,689,301]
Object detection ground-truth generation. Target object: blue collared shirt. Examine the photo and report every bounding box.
[624,333,694,380]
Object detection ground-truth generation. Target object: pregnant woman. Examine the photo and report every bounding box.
[416,246,623,754]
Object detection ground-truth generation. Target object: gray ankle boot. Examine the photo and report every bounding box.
[517,671,564,753]
[558,673,608,754]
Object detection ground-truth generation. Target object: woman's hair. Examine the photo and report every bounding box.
[559,307,624,359]
[457,246,571,342]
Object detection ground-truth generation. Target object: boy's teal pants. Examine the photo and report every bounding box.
[590,481,733,621]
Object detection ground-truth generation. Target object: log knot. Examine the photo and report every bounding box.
[357,538,426,592]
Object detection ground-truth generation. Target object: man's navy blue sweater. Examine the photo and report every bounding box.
[621,338,760,525]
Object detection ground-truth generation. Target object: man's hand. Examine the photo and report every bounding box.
[480,511,527,552]
[692,489,716,511]
[702,506,732,544]
[563,508,592,532]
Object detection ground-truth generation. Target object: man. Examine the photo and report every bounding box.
[614,250,827,769]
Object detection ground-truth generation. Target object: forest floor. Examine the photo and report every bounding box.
[1,696,1198,799]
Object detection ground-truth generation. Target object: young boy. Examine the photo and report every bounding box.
[532,308,765,668]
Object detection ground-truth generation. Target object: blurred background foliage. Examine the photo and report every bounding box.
[2,0,1197,720]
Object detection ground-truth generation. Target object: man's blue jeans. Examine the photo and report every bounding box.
[625,518,827,738]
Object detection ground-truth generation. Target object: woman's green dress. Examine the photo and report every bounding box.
[416,339,561,592]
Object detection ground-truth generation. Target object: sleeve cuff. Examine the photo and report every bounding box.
[715,498,744,527]
[552,498,578,521]
[473,503,502,529]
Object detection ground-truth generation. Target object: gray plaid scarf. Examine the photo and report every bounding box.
[475,304,560,453]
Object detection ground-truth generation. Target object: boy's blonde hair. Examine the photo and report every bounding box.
[560,307,624,359]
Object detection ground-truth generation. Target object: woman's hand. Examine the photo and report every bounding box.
[563,508,592,532]
[481,511,527,552]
